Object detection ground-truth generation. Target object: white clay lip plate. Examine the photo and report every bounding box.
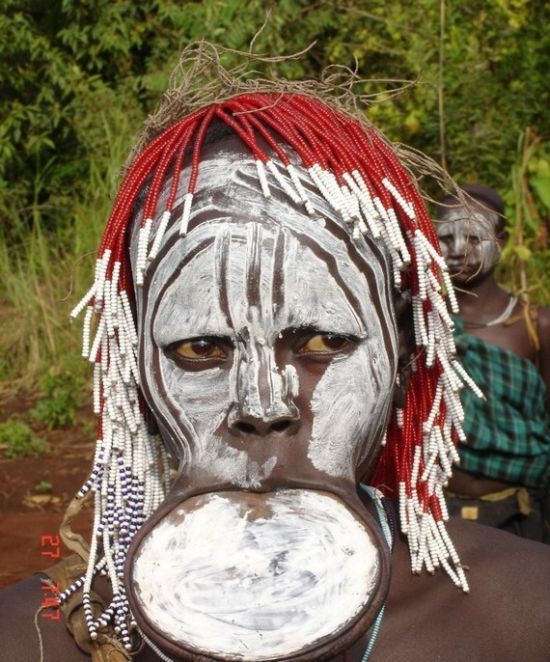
[132,489,380,660]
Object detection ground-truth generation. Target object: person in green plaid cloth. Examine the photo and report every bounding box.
[435,185,550,541]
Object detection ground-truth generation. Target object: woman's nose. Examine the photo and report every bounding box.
[229,343,300,437]
[229,410,300,437]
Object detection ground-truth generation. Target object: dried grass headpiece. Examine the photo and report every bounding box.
[65,42,480,652]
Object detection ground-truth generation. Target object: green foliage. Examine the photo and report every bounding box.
[0,420,49,458]
[0,0,152,238]
[498,130,550,301]
[30,372,82,429]
[3,0,548,227]
[0,0,549,391]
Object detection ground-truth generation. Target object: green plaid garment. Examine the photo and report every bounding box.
[454,317,550,490]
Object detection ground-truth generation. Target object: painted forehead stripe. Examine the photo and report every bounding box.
[291,230,369,336]
[143,237,217,462]
[214,229,232,330]
[67,92,482,647]
[318,215,396,357]
[271,226,286,310]
[246,222,262,308]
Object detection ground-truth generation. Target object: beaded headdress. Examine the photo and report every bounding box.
[64,51,480,651]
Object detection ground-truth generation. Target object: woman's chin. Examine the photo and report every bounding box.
[126,488,390,661]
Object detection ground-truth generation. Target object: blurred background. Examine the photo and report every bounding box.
[0,0,548,585]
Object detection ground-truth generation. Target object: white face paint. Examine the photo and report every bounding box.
[141,186,396,488]
[436,205,501,283]
[132,490,380,660]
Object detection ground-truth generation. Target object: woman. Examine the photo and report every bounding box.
[1,50,549,661]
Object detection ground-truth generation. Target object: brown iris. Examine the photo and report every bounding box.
[174,339,227,360]
[298,333,351,354]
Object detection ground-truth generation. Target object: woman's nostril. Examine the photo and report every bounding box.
[233,418,295,435]
[270,420,292,432]
[236,422,257,434]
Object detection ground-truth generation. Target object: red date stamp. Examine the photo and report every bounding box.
[40,534,61,559]
[40,581,60,620]
[40,534,61,620]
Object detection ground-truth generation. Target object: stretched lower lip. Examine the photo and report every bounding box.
[130,489,383,660]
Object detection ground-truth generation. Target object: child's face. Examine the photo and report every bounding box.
[437,204,501,284]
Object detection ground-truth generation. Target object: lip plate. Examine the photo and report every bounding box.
[127,488,391,661]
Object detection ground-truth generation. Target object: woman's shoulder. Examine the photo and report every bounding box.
[374,518,550,661]
[449,519,550,657]
[448,516,550,590]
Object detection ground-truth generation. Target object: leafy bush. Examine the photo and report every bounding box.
[0,420,49,458]
[498,130,550,300]
[30,373,82,429]
[2,0,548,235]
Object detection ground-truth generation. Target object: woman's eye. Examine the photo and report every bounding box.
[174,339,226,360]
[298,334,351,354]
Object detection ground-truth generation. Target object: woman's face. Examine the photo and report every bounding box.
[140,207,398,495]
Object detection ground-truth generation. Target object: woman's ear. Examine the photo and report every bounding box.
[393,291,414,409]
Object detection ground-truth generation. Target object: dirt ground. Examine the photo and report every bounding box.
[0,393,95,589]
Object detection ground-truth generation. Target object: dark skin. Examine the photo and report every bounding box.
[449,264,550,399]
[437,203,550,495]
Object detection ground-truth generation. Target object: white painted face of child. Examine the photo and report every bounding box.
[436,204,501,283]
